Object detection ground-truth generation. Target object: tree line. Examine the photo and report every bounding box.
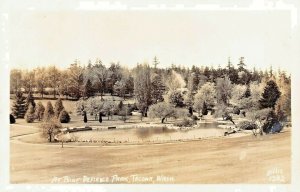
[10,59,134,100]
[11,57,291,122]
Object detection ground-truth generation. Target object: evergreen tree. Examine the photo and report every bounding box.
[225,58,239,84]
[191,67,200,90]
[114,79,127,99]
[54,98,64,118]
[251,67,261,82]
[44,101,55,121]
[25,103,35,123]
[168,90,184,107]
[187,74,195,93]
[25,91,36,112]
[153,56,159,69]
[126,75,134,96]
[35,101,45,121]
[188,106,193,115]
[237,57,246,71]
[259,80,281,109]
[11,91,26,118]
[83,111,88,123]
[203,66,210,79]
[202,101,208,115]
[151,73,165,103]
[99,112,102,123]
[59,110,71,123]
[118,100,124,111]
[244,85,251,98]
[87,59,92,69]
[67,63,84,99]
[83,79,94,98]
[184,91,194,107]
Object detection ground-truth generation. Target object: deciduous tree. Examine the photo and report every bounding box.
[216,75,232,105]
[47,66,60,98]
[41,118,62,142]
[134,64,152,116]
[35,67,47,98]
[148,102,177,123]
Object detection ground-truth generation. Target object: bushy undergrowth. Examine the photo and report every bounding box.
[174,118,196,127]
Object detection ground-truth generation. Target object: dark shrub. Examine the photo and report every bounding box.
[239,121,257,130]
[211,109,215,115]
[10,114,16,124]
[262,110,278,133]
[59,110,70,123]
[233,106,240,115]
[174,118,196,127]
[188,106,193,115]
[202,102,208,115]
[191,115,199,121]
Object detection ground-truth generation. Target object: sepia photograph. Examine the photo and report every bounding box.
[2,0,300,191]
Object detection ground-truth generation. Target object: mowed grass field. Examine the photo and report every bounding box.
[10,123,291,184]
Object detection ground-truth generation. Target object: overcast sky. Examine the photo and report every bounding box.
[9,10,292,72]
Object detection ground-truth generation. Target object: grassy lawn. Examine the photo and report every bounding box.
[10,124,291,184]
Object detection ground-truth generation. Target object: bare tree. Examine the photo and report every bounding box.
[47,66,60,99]
[216,75,232,105]
[91,64,111,100]
[134,64,152,117]
[194,82,216,114]
[36,67,47,98]
[40,118,62,142]
[23,70,36,94]
[10,69,22,94]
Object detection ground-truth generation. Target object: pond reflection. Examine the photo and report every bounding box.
[71,122,227,143]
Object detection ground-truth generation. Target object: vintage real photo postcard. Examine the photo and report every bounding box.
[1,0,300,191]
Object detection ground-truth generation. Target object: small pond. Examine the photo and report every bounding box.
[66,122,229,143]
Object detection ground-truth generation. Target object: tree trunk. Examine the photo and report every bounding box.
[53,88,56,99]
[49,134,52,142]
[143,108,148,117]
[161,117,166,123]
